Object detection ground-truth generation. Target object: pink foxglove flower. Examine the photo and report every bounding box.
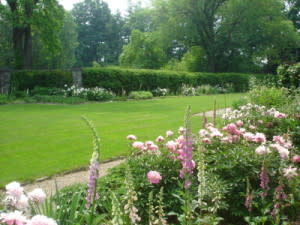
[156,136,164,142]
[6,182,23,200]
[127,135,137,141]
[86,152,99,209]
[260,165,269,197]
[166,130,174,137]
[0,211,27,225]
[27,215,57,225]
[28,188,46,203]
[147,171,162,184]
[283,166,298,179]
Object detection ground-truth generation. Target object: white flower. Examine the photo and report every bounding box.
[28,188,46,203]
[6,182,23,199]
[283,166,298,179]
[255,145,271,155]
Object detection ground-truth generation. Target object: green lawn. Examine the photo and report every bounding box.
[0,94,243,187]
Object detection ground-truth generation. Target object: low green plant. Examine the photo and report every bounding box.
[30,86,64,96]
[128,91,153,100]
[32,95,86,104]
[0,94,8,105]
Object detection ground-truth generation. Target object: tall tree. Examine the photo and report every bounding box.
[72,0,123,66]
[2,0,64,69]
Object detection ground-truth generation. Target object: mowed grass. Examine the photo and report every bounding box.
[0,94,243,187]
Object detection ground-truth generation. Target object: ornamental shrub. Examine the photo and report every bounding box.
[277,63,300,89]
[128,91,153,100]
[11,70,72,91]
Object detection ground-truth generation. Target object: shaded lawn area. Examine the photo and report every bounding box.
[0,94,243,187]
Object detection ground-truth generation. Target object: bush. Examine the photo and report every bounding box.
[0,94,8,105]
[64,85,115,101]
[31,95,86,104]
[82,67,271,95]
[277,63,300,89]
[11,70,72,91]
[30,86,64,96]
[128,91,153,100]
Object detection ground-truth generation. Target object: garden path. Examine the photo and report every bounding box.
[24,159,125,194]
[23,108,229,193]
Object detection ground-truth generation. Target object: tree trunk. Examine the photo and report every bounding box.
[24,26,32,69]
[13,27,24,69]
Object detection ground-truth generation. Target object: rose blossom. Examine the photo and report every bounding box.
[202,137,211,144]
[273,136,285,145]
[243,132,255,142]
[126,135,137,141]
[156,136,164,142]
[254,133,266,143]
[28,188,46,203]
[16,195,29,210]
[236,120,244,127]
[166,140,178,151]
[27,215,57,225]
[198,129,208,137]
[132,141,145,150]
[292,155,300,163]
[166,130,174,137]
[6,182,23,199]
[0,211,27,225]
[147,171,162,184]
[274,112,287,119]
[255,145,271,155]
[283,166,298,179]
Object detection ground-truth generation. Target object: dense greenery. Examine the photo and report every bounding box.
[0,0,298,73]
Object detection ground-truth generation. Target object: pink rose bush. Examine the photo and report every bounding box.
[147,171,162,184]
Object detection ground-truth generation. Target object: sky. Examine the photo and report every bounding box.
[59,0,150,14]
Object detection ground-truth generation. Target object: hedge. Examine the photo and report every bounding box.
[10,67,272,95]
[82,67,271,95]
[11,70,72,91]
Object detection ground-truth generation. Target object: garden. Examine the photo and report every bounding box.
[1,63,300,225]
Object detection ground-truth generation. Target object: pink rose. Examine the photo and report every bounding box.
[292,155,300,163]
[166,130,174,137]
[0,211,27,225]
[202,138,211,144]
[132,141,145,150]
[27,215,57,225]
[178,127,186,134]
[156,136,165,142]
[235,120,244,127]
[166,141,178,151]
[126,135,137,141]
[28,188,46,203]
[147,171,162,184]
[6,182,23,200]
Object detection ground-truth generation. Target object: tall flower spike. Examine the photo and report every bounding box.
[179,105,194,189]
[82,117,100,209]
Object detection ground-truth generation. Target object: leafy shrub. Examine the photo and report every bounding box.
[64,85,114,101]
[30,86,64,96]
[31,95,86,104]
[82,67,271,95]
[151,87,169,96]
[11,70,72,91]
[128,91,153,100]
[0,94,8,105]
[249,85,289,108]
[277,62,300,89]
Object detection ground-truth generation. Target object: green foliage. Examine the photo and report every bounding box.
[30,86,64,96]
[72,0,124,66]
[178,46,208,72]
[0,94,8,105]
[277,63,300,89]
[83,67,271,95]
[128,91,153,100]
[11,70,72,91]
[249,85,289,108]
[119,30,167,69]
[29,95,86,104]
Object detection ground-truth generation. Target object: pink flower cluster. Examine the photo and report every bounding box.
[1,182,56,225]
[147,171,162,184]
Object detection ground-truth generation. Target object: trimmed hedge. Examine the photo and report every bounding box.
[10,67,272,95]
[11,70,72,91]
[82,67,271,95]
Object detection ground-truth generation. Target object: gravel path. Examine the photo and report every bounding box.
[193,108,230,117]
[24,159,125,194]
